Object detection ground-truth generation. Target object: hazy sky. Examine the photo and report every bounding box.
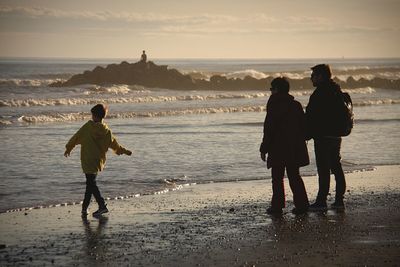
[0,0,399,59]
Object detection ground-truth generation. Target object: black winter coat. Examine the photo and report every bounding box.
[305,80,343,139]
[260,93,310,169]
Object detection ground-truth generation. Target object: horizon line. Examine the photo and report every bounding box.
[1,56,400,61]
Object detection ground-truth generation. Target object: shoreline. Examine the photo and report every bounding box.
[1,165,399,266]
[1,165,378,214]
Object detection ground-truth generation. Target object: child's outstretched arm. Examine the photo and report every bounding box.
[110,136,132,156]
[64,129,82,157]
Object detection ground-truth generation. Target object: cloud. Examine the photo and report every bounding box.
[0,6,237,24]
[1,5,397,37]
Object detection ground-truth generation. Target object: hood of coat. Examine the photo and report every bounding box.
[267,92,294,105]
[88,120,110,138]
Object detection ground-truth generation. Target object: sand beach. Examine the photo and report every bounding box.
[0,165,399,266]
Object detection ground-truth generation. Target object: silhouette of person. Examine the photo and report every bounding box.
[260,77,310,215]
[141,50,147,63]
[305,64,346,211]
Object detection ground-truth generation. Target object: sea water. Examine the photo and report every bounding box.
[0,58,399,212]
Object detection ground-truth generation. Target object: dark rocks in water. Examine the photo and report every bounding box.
[50,61,197,90]
[49,60,281,90]
[50,60,400,91]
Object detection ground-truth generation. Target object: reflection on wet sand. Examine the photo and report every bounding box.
[82,215,109,261]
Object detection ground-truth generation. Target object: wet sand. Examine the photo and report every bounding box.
[0,165,399,266]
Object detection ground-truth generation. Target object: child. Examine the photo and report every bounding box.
[64,104,132,217]
[260,77,310,215]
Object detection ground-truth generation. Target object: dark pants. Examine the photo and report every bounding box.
[82,173,106,211]
[314,137,346,203]
[271,164,309,210]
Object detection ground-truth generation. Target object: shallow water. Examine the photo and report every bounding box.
[0,58,399,212]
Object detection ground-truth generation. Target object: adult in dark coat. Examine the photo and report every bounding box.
[260,77,309,214]
[305,64,346,211]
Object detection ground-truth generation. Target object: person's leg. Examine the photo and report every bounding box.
[329,138,346,204]
[270,165,285,211]
[286,166,309,211]
[85,173,106,209]
[314,139,331,205]
[82,174,93,212]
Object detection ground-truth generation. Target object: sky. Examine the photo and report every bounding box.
[0,0,399,59]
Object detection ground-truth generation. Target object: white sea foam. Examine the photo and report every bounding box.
[84,84,150,95]
[336,73,400,81]
[342,87,376,94]
[223,69,268,79]
[0,93,271,107]
[336,66,372,71]
[336,74,377,81]
[0,88,378,108]
[13,97,400,125]
[182,70,211,80]
[18,112,89,123]
[378,72,400,79]
[354,99,400,106]
[0,78,62,87]
[0,119,12,125]
[273,72,308,80]
[16,106,266,124]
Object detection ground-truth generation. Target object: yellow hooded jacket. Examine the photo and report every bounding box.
[65,120,129,174]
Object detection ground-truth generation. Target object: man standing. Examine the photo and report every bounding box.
[306,64,346,211]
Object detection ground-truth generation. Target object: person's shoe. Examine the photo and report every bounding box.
[266,207,283,215]
[292,207,308,215]
[308,202,327,212]
[93,206,108,216]
[331,201,345,210]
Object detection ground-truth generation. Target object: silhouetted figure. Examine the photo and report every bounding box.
[64,104,132,217]
[141,50,147,62]
[260,77,310,215]
[305,64,347,211]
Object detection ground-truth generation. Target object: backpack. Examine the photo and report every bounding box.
[332,91,354,136]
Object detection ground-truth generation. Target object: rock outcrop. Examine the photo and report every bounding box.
[50,61,197,90]
[50,60,400,91]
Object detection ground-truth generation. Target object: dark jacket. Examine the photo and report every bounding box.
[305,80,343,139]
[260,93,309,169]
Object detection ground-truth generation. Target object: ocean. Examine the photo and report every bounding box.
[0,58,399,213]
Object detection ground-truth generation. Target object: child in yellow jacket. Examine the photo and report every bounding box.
[64,104,132,217]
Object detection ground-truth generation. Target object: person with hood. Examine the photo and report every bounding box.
[306,64,346,211]
[260,77,310,215]
[64,104,132,217]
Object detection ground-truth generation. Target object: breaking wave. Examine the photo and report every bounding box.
[189,67,400,81]
[354,99,400,106]
[83,84,150,95]
[0,88,376,108]
[0,93,269,108]
[12,98,400,125]
[16,106,266,123]
[0,119,12,126]
[223,69,268,79]
[0,78,63,87]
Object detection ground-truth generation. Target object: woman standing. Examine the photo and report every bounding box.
[260,77,310,215]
